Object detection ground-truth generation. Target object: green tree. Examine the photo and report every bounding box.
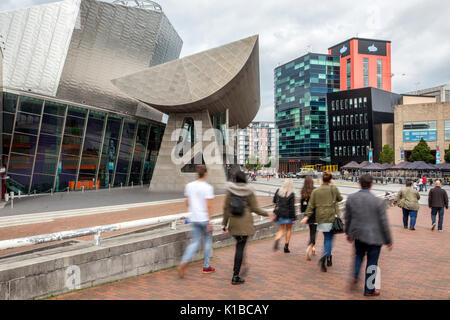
[445,144,450,163]
[379,144,394,164]
[409,138,434,163]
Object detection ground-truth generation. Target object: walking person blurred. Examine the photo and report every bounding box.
[301,176,316,260]
[418,177,423,192]
[273,179,296,253]
[395,181,420,230]
[222,171,274,285]
[422,176,428,192]
[428,180,448,232]
[301,172,343,272]
[177,165,215,278]
[345,174,393,297]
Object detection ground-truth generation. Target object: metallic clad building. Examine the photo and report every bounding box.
[0,0,183,122]
[0,0,183,196]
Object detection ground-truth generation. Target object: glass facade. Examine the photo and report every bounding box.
[377,59,383,89]
[346,58,351,90]
[1,92,165,195]
[363,58,369,87]
[445,120,450,141]
[274,53,340,163]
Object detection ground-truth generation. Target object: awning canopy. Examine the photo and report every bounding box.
[361,162,386,170]
[341,161,360,169]
[389,161,411,169]
[404,161,437,170]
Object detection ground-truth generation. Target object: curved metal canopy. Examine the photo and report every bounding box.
[111,35,260,128]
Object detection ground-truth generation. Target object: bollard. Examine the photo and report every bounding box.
[109,184,111,191]
[82,186,85,193]
[120,182,123,189]
[51,188,53,195]
[10,191,14,209]
[131,181,133,188]
[18,190,21,199]
[141,180,143,187]
[93,231,101,246]
[34,190,36,195]
[5,193,9,202]
[171,219,177,230]
[67,186,70,193]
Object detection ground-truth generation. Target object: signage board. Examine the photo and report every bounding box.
[403,130,437,142]
[358,39,387,56]
[330,40,351,57]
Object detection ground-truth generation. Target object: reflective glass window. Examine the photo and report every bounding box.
[61,135,82,156]
[37,134,61,156]
[60,154,79,175]
[3,92,18,113]
[30,174,55,193]
[143,124,164,184]
[11,133,37,155]
[3,134,11,155]
[67,106,87,118]
[3,112,15,133]
[55,173,77,192]
[64,116,85,137]
[8,153,33,175]
[6,174,30,194]
[85,111,106,142]
[98,155,114,188]
[41,114,65,135]
[14,112,41,135]
[116,119,137,175]
[130,122,149,180]
[44,101,66,116]
[18,96,43,115]
[114,172,127,187]
[104,116,122,140]
[33,154,58,175]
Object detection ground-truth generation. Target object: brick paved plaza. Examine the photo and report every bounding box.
[53,205,449,300]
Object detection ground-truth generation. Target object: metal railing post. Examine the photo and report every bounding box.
[93,231,101,246]
[171,219,178,230]
[18,190,21,199]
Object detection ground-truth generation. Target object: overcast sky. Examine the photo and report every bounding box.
[1,0,449,122]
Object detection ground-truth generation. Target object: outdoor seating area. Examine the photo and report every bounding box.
[339,161,450,185]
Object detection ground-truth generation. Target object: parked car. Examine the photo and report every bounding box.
[296,168,319,179]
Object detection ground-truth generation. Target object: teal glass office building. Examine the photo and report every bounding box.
[274,53,340,170]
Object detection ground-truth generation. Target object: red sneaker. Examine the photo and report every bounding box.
[202,266,216,274]
[364,290,380,297]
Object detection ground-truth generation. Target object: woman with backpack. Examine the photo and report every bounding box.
[273,179,296,253]
[301,176,316,260]
[301,172,343,272]
[222,171,274,285]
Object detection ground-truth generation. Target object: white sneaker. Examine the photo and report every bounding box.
[431,223,436,231]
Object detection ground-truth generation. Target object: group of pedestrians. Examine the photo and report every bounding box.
[396,179,448,232]
[177,165,446,297]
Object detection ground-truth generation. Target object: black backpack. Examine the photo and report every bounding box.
[230,193,246,216]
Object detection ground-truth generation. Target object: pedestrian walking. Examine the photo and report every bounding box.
[177,165,215,278]
[428,180,448,232]
[301,172,343,272]
[345,174,393,297]
[222,171,274,285]
[418,178,423,192]
[422,176,428,192]
[273,179,296,253]
[395,181,420,230]
[301,176,316,260]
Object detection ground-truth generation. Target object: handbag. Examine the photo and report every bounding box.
[330,187,344,234]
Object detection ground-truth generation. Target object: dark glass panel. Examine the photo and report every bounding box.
[30,174,55,193]
[104,116,122,140]
[64,116,85,137]
[130,123,149,175]
[3,92,18,113]
[55,173,77,192]
[142,124,164,184]
[97,155,114,188]
[113,172,127,187]
[34,154,58,175]
[43,101,66,116]
[82,137,102,158]
[67,106,87,118]
[3,112,15,134]
[11,133,37,155]
[129,173,141,186]
[61,135,82,156]
[14,112,41,135]
[2,133,11,156]
[78,157,98,177]
[37,134,61,156]
[60,154,79,175]
[85,111,106,142]
[116,119,136,174]
[6,174,30,194]
[41,114,65,135]
[18,96,43,115]
[8,153,33,175]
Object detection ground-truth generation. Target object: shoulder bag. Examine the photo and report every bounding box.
[330,186,344,234]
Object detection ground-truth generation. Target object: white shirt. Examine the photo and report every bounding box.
[184,180,214,222]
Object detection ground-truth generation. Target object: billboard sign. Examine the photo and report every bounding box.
[403,130,437,142]
[330,40,351,57]
[368,149,373,163]
[436,149,440,165]
[358,39,387,56]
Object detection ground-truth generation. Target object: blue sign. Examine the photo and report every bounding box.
[368,44,378,52]
[369,150,373,163]
[340,45,348,54]
[436,149,440,165]
[403,130,437,142]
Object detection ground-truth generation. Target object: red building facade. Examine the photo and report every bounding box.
[328,38,391,92]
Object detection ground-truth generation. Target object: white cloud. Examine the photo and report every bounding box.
[2,0,449,122]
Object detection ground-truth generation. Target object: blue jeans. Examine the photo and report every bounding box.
[353,240,381,293]
[431,207,445,231]
[402,208,418,229]
[323,232,334,257]
[181,221,211,268]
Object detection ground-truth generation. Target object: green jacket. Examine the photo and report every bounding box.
[222,182,268,236]
[395,187,420,211]
[305,184,343,224]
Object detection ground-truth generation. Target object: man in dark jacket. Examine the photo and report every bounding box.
[428,180,448,232]
[345,174,393,297]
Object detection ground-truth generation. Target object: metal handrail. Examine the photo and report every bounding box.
[0,194,395,252]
